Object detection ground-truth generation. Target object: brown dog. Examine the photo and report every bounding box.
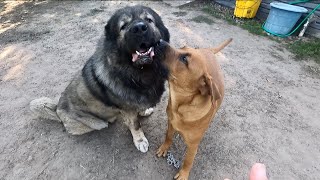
[156,38,232,180]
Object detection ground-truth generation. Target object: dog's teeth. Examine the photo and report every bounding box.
[136,47,154,57]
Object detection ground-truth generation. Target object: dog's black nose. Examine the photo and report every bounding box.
[130,22,148,34]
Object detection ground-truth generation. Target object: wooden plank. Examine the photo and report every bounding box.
[258,6,271,14]
[260,3,271,9]
[293,2,320,9]
[215,0,235,8]
[305,26,320,38]
[262,0,273,3]
[258,6,270,12]
[256,11,269,20]
[256,3,270,20]
[263,1,320,15]
[309,19,320,29]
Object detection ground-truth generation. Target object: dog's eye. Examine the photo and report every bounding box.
[179,55,188,65]
[120,23,128,31]
[146,18,153,23]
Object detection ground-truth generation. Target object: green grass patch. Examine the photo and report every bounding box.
[202,6,236,25]
[202,6,222,18]
[287,39,320,63]
[202,5,264,34]
[190,15,214,25]
[239,19,266,36]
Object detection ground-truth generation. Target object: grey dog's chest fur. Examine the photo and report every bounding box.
[81,53,166,111]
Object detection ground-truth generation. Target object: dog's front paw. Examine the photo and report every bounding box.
[174,170,189,180]
[139,108,154,117]
[134,137,149,153]
[156,143,170,157]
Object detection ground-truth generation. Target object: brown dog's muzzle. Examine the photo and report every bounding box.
[153,39,167,61]
[154,39,174,66]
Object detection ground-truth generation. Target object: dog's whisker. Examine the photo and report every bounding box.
[170,74,177,80]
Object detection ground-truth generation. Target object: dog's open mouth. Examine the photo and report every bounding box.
[132,43,155,63]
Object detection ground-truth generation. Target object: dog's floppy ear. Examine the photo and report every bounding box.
[148,8,170,42]
[105,23,116,41]
[198,73,221,104]
[160,26,170,42]
[104,15,117,41]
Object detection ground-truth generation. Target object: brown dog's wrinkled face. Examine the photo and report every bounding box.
[165,46,204,88]
[159,40,217,99]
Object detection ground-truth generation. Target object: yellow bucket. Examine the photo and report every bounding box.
[234,0,262,18]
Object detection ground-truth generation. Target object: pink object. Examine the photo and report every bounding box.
[132,53,139,62]
[249,163,268,180]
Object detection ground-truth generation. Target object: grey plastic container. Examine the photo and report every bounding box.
[264,2,308,35]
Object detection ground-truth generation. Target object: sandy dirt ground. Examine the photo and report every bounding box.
[1,1,320,180]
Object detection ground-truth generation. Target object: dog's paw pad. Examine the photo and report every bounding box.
[139,108,154,117]
[135,137,149,153]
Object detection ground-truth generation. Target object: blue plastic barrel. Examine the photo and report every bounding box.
[264,2,308,35]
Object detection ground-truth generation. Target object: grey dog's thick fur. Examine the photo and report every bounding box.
[30,5,170,153]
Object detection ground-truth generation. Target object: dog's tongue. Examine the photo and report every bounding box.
[132,53,139,62]
[150,50,155,58]
[132,48,155,62]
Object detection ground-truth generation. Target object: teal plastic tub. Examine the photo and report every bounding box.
[263,2,308,35]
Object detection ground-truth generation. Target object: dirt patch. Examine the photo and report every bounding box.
[1,29,51,43]
[1,1,320,180]
[172,11,188,17]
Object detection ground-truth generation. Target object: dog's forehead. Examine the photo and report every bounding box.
[119,13,132,22]
[178,48,208,67]
[179,47,198,55]
[118,13,132,28]
[180,46,190,50]
[140,10,154,20]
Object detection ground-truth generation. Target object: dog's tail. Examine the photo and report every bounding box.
[212,38,233,54]
[29,97,61,122]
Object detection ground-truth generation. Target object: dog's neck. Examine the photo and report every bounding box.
[168,81,214,122]
[168,81,196,104]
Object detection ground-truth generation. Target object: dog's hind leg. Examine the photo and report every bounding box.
[57,109,99,135]
[121,111,149,153]
[72,110,109,130]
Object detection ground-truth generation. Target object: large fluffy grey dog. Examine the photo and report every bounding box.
[30,5,170,153]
